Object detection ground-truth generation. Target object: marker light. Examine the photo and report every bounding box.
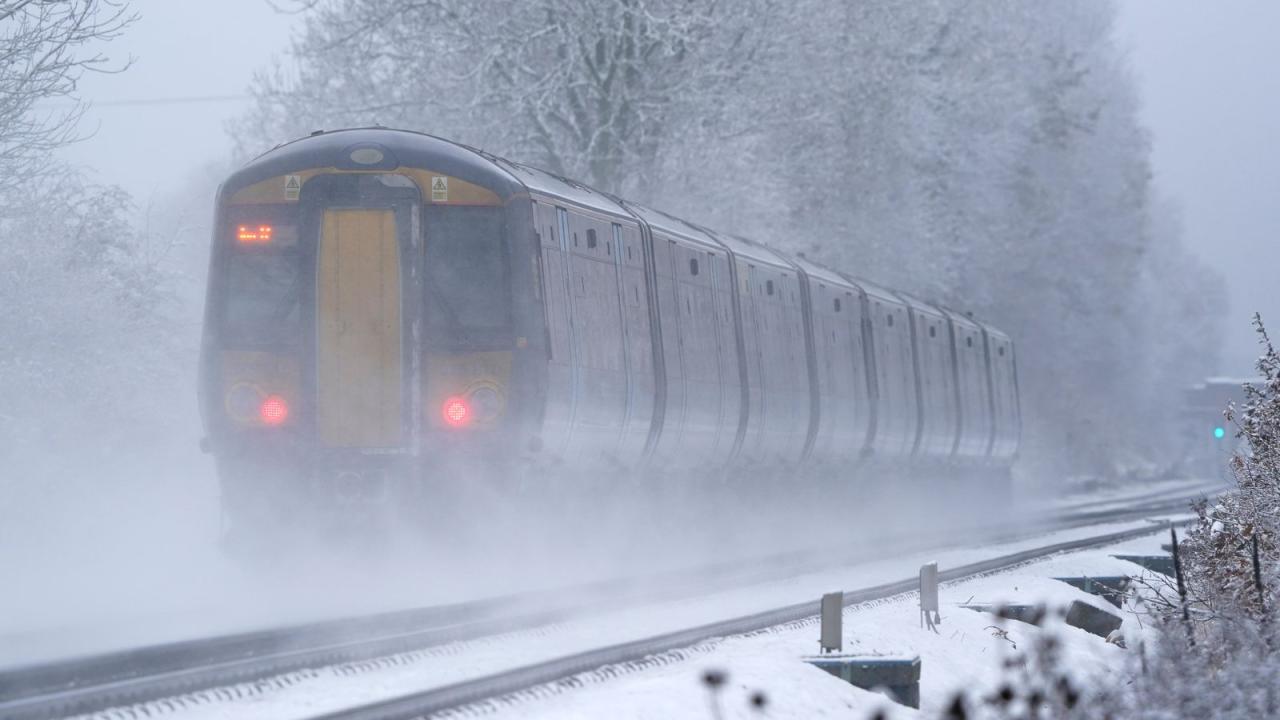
[260,395,289,426]
[237,224,274,244]
[442,396,471,428]
[1214,426,1226,440]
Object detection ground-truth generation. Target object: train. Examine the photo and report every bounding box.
[198,128,1020,529]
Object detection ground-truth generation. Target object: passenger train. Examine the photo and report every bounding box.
[198,128,1020,525]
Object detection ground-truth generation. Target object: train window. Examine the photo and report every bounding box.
[998,345,1006,357]
[689,258,699,276]
[573,232,579,247]
[223,252,300,345]
[424,206,511,343]
[929,325,936,338]
[626,244,632,260]
[834,297,842,312]
[887,313,894,327]
[967,336,973,348]
[587,228,597,249]
[766,279,774,296]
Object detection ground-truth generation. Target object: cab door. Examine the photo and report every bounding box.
[303,174,422,453]
[316,208,403,447]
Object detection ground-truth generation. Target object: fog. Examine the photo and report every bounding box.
[1,0,1275,676]
[1116,1,1280,374]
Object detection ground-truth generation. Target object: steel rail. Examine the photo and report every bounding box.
[0,486,1215,720]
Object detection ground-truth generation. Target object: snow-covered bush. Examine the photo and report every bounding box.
[1116,314,1280,716]
[0,167,184,466]
[1181,314,1280,617]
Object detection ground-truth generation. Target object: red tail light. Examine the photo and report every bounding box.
[442,396,470,428]
[260,395,289,426]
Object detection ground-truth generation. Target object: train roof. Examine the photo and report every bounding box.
[624,202,721,249]
[792,256,857,289]
[491,157,633,219]
[943,308,984,333]
[227,127,527,202]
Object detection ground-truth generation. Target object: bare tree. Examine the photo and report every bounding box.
[0,0,135,203]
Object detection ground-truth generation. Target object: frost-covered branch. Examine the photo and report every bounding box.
[0,1,135,202]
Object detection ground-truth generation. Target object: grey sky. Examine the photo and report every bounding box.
[58,0,295,197]
[59,0,1276,376]
[1115,1,1280,376]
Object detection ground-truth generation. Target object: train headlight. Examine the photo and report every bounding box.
[468,385,503,422]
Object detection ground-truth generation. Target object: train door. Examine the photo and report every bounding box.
[304,174,421,452]
[316,209,402,447]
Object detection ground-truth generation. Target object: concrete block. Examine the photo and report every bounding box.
[1112,554,1176,577]
[1053,576,1131,607]
[1064,599,1123,638]
[805,655,921,708]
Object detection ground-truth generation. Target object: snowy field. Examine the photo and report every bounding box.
[82,520,1178,719]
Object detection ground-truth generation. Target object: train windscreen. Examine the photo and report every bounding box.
[424,206,510,345]
[222,240,301,347]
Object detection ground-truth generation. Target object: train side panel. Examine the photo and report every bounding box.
[563,209,630,461]
[983,326,1021,460]
[903,297,959,460]
[797,264,872,466]
[947,311,994,460]
[615,222,655,462]
[741,262,810,464]
[861,286,918,460]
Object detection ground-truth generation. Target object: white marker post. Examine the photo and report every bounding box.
[920,562,941,632]
[820,591,843,653]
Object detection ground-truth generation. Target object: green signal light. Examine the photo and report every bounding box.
[1214,426,1226,439]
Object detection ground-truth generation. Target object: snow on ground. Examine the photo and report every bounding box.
[485,533,1169,720]
[1045,475,1222,512]
[94,520,1178,719]
[2,478,1214,671]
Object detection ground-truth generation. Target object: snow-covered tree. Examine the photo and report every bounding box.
[240,0,778,196]
[0,1,134,201]
[0,168,181,463]
[0,2,186,471]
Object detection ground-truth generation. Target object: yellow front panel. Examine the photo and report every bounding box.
[317,209,402,447]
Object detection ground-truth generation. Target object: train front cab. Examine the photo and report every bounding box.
[200,133,544,525]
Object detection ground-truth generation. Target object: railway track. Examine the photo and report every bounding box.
[313,522,1173,720]
[0,482,1220,720]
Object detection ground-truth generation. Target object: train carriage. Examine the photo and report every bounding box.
[199,128,1020,524]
